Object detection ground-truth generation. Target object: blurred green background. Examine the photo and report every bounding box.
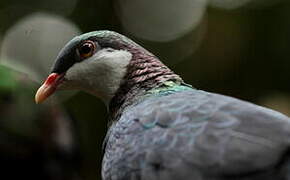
[0,0,289,179]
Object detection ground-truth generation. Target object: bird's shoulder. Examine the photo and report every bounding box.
[102,89,290,179]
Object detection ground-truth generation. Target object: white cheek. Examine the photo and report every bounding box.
[64,49,132,102]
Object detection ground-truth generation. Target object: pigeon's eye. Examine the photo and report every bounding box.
[78,41,96,59]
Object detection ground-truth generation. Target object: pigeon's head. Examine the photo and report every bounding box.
[35,30,181,107]
[35,31,140,104]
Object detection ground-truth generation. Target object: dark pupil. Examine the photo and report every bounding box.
[80,43,92,54]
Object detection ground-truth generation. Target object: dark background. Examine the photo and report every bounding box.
[0,0,289,179]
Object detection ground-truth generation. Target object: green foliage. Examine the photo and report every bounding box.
[0,65,17,92]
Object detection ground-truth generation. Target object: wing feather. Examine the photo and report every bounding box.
[102,90,290,180]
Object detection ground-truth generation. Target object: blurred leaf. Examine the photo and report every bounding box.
[0,65,17,91]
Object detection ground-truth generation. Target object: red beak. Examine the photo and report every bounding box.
[35,73,64,104]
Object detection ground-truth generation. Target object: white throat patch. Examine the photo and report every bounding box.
[63,48,132,104]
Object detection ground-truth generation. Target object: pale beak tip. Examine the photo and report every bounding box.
[34,84,55,104]
[34,95,41,104]
[35,86,45,104]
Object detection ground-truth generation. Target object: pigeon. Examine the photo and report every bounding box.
[35,31,290,180]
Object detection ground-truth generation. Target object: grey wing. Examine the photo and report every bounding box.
[102,90,290,180]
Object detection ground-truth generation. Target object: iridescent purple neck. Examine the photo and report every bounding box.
[108,44,183,121]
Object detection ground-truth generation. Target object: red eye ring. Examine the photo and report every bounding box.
[78,40,96,59]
